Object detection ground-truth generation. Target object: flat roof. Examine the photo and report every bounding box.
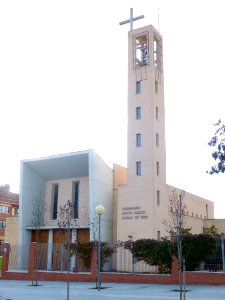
[22,150,90,180]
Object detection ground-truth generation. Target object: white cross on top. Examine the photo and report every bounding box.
[119,8,144,31]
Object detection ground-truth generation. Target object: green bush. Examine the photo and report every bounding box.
[123,234,217,272]
[124,239,172,273]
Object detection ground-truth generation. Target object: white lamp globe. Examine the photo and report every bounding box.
[95,205,105,216]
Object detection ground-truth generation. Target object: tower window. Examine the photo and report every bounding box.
[156,161,160,175]
[136,107,141,119]
[157,190,160,206]
[136,161,142,176]
[155,80,158,94]
[157,230,161,241]
[156,106,159,120]
[156,133,159,147]
[136,133,141,147]
[135,33,148,67]
[136,81,141,94]
[153,36,162,70]
[72,182,80,219]
[52,184,59,220]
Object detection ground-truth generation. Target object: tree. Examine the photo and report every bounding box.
[89,206,120,277]
[163,188,187,300]
[181,234,216,270]
[31,190,47,242]
[69,241,119,272]
[58,200,79,300]
[31,190,47,286]
[208,119,225,174]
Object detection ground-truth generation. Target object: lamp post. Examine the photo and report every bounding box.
[95,204,105,291]
[128,235,135,273]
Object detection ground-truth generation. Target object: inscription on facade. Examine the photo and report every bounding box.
[121,206,148,220]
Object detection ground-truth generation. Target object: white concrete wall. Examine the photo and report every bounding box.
[19,162,46,246]
[203,219,225,234]
[185,216,204,234]
[19,161,46,268]
[167,185,214,221]
[89,150,113,242]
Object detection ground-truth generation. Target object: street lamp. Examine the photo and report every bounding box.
[95,204,105,291]
[128,235,135,273]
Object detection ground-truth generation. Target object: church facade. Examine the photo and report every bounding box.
[19,23,216,270]
[19,150,114,269]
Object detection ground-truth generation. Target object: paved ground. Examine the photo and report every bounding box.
[0,280,225,299]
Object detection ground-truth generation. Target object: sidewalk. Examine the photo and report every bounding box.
[0,280,225,299]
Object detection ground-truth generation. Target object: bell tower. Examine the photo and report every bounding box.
[117,16,167,241]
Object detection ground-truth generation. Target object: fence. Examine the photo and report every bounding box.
[0,242,96,282]
[195,236,225,272]
[8,243,91,273]
[2,241,225,285]
[6,240,225,274]
[111,247,158,273]
[6,243,158,274]
[8,244,29,271]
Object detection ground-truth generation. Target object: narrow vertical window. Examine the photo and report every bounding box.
[156,161,160,175]
[136,161,141,176]
[154,40,158,68]
[136,81,141,94]
[52,184,59,220]
[157,190,160,206]
[155,80,158,94]
[156,133,159,147]
[157,231,161,241]
[156,106,159,120]
[136,133,141,147]
[153,37,162,70]
[73,182,80,219]
[136,107,141,119]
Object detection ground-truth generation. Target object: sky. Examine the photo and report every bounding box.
[0,0,225,217]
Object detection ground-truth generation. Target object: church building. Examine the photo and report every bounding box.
[19,13,216,270]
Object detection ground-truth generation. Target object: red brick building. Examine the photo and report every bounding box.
[0,184,19,242]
